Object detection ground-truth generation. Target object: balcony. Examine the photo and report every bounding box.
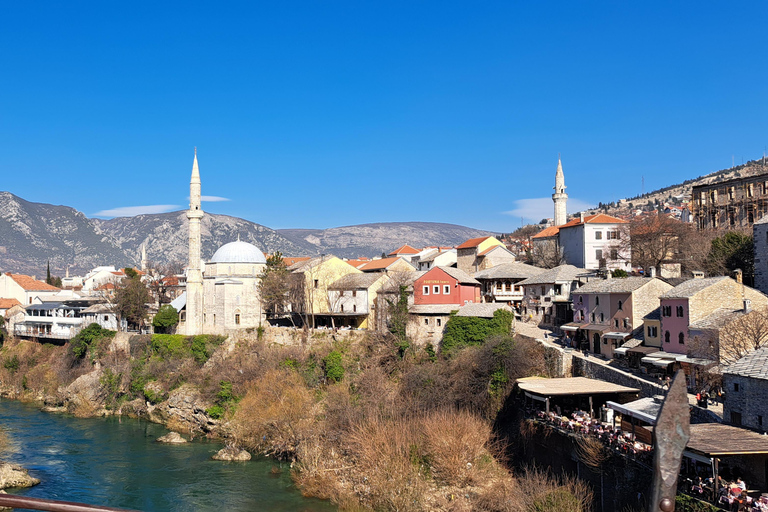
[14,322,83,340]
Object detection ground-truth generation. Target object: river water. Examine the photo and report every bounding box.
[0,398,336,511]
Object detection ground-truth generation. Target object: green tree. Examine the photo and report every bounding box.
[387,285,410,357]
[441,309,514,356]
[259,251,290,318]
[115,274,151,330]
[706,231,754,285]
[46,261,52,285]
[152,304,179,334]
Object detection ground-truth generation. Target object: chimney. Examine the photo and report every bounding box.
[579,212,584,222]
[692,271,704,279]
[649,266,656,278]
[744,299,751,313]
[734,269,743,284]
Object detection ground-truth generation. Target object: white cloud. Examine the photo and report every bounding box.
[201,196,231,202]
[502,198,594,224]
[93,205,180,218]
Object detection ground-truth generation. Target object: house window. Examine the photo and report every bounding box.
[341,304,344,312]
[353,305,356,313]
[662,305,671,317]
[748,183,754,198]
[424,318,429,325]
[235,313,240,325]
[444,285,450,294]
[610,249,618,260]
[423,286,430,295]
[103,315,109,322]
[647,326,658,338]
[600,313,604,322]
[578,295,583,304]
[595,231,603,240]
[734,382,740,392]
[608,231,619,240]
[758,415,763,427]
[591,313,595,322]
[617,300,623,311]
[352,290,356,297]
[541,286,545,295]
[665,331,670,343]
[678,332,684,343]
[623,318,629,328]
[614,319,619,328]
[595,296,600,306]
[433,285,440,294]
[676,305,684,317]
[313,279,319,289]
[213,314,216,325]
[437,318,442,327]
[731,411,742,426]
[596,249,603,260]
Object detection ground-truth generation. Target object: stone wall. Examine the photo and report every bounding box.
[572,356,664,398]
[723,373,768,432]
[755,221,768,295]
[226,325,368,347]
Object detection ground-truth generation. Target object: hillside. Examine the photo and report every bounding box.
[0,192,495,275]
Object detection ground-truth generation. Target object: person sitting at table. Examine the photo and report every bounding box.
[737,478,746,491]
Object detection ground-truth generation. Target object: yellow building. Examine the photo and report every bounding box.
[456,236,513,274]
[288,255,361,328]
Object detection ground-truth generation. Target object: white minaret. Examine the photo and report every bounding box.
[552,156,568,226]
[186,148,204,335]
[140,243,148,272]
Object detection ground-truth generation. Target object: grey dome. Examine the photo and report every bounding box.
[209,240,267,264]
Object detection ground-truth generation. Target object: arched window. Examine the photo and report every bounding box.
[676,305,684,317]
[618,300,623,311]
[600,312,604,322]
[664,331,671,343]
[678,332,685,344]
[595,296,600,306]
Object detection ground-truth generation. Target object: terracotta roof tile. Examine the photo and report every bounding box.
[6,273,60,292]
[388,244,420,256]
[559,213,628,229]
[531,226,560,239]
[282,257,311,267]
[457,236,494,249]
[0,298,22,309]
[359,257,403,271]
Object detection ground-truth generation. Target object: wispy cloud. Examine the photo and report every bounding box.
[201,195,231,202]
[502,198,594,224]
[93,205,180,218]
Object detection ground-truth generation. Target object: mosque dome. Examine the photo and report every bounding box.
[209,240,267,264]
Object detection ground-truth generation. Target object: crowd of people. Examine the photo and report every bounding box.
[533,409,653,464]
[687,476,767,511]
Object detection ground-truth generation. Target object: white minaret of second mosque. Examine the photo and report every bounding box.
[186,148,204,335]
[552,156,568,226]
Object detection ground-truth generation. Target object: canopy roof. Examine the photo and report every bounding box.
[516,377,639,397]
[687,423,768,456]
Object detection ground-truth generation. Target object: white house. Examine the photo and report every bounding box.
[554,213,631,272]
[0,273,61,306]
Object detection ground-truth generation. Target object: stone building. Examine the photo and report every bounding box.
[518,264,592,328]
[754,215,768,295]
[722,347,768,431]
[472,261,544,308]
[692,171,768,229]
[456,236,513,274]
[181,151,268,335]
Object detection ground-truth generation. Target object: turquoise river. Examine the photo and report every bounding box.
[0,398,336,511]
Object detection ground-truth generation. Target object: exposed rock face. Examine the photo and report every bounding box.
[156,431,187,444]
[0,191,497,274]
[212,446,251,461]
[149,385,217,434]
[60,370,107,414]
[0,463,40,490]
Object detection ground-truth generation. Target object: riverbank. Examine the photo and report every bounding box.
[0,329,592,511]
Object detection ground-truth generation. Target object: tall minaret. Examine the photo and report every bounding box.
[140,243,148,272]
[552,156,568,226]
[186,148,204,335]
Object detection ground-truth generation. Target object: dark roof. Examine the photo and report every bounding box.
[454,303,513,318]
[644,307,661,320]
[660,276,730,299]
[472,262,545,280]
[689,308,745,330]
[687,423,768,456]
[574,276,659,294]
[723,347,768,379]
[517,265,589,286]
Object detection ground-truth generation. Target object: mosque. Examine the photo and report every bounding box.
[178,150,267,335]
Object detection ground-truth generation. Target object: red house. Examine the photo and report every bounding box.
[414,266,481,306]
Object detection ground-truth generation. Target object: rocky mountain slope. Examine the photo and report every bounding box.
[278,222,495,259]
[0,192,495,275]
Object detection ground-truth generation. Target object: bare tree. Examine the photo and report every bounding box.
[627,213,685,271]
[530,238,564,269]
[717,308,768,365]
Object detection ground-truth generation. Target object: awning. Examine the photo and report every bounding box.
[606,400,658,425]
[641,356,661,364]
[613,347,629,355]
[603,332,631,339]
[683,450,713,465]
[561,322,587,332]
[583,324,609,332]
[628,346,657,355]
[653,360,673,368]
[677,356,717,367]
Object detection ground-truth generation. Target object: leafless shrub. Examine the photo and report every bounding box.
[574,435,609,472]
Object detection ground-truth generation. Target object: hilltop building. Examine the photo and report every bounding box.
[692,171,768,229]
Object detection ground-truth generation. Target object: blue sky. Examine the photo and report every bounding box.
[1,2,767,232]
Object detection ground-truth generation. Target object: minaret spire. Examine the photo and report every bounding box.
[186,149,204,335]
[552,156,568,226]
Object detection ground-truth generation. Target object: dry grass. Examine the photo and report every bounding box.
[575,435,609,472]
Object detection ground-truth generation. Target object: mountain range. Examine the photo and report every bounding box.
[0,192,495,276]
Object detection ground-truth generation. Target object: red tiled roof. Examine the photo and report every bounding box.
[0,298,22,309]
[5,273,60,292]
[388,244,420,256]
[283,257,311,267]
[345,258,371,269]
[457,236,494,249]
[559,213,628,229]
[531,226,560,239]
[359,257,402,271]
